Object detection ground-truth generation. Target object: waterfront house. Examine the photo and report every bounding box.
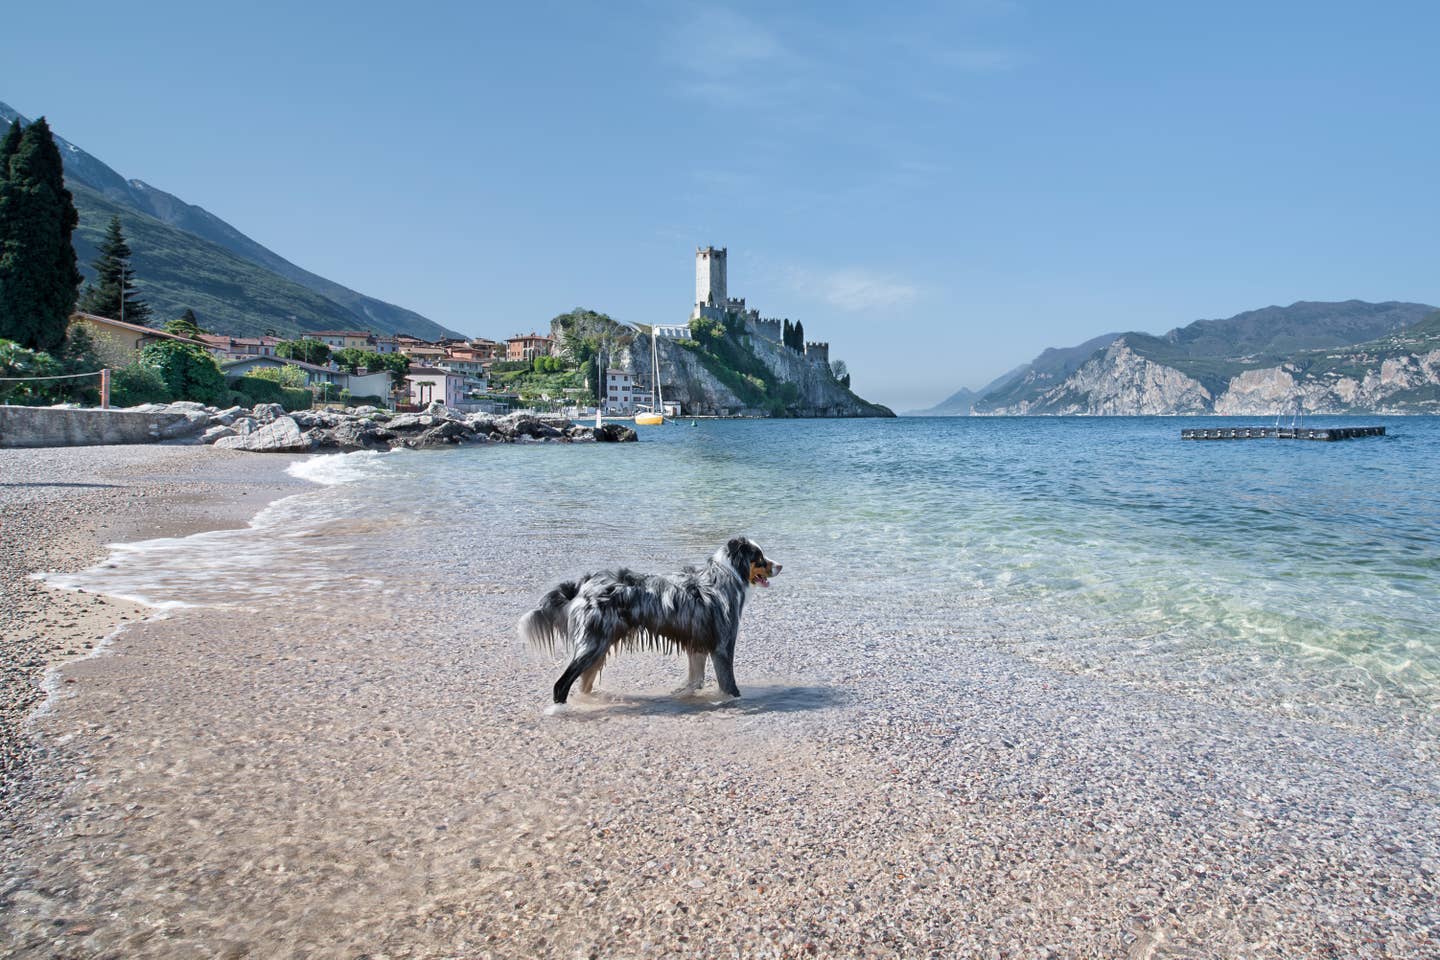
[197,334,283,360]
[604,368,636,414]
[222,355,343,389]
[70,312,204,367]
[311,330,378,351]
[407,367,467,407]
[506,332,556,361]
[467,338,505,361]
[400,343,448,363]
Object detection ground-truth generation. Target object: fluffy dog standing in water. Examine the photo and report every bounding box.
[519,537,781,711]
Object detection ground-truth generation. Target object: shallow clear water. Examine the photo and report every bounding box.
[56,416,1440,713]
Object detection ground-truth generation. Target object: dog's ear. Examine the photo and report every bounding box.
[725,536,748,558]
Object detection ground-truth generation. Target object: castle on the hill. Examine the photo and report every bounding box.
[676,246,828,365]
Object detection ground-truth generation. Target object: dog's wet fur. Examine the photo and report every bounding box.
[519,537,781,705]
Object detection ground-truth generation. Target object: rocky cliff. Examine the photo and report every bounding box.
[978,315,1440,416]
[982,340,1213,415]
[967,301,1440,416]
[611,329,892,418]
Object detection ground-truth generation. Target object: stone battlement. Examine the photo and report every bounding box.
[749,316,782,342]
[804,341,830,364]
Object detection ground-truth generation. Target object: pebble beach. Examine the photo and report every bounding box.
[1,432,1438,958]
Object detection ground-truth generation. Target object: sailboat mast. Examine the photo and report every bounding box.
[653,328,664,414]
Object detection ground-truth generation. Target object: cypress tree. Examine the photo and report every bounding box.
[164,308,203,338]
[0,117,82,351]
[794,320,805,352]
[0,120,21,333]
[782,318,793,349]
[78,216,150,325]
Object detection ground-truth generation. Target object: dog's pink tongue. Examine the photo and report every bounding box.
[757,577,770,587]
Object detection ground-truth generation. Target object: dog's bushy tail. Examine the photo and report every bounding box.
[518,579,582,653]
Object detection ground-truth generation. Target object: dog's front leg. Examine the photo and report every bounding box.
[671,651,708,697]
[711,648,741,700]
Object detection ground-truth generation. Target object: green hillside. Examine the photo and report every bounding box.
[71,183,367,337]
[4,101,463,341]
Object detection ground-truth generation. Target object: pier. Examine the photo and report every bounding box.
[1180,426,1385,442]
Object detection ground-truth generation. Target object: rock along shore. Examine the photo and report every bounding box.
[120,401,639,453]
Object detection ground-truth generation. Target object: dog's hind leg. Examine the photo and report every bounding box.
[554,638,607,705]
[671,651,708,697]
[578,657,606,697]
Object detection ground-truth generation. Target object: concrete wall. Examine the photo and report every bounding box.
[0,407,205,448]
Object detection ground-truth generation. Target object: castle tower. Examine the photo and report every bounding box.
[694,246,727,316]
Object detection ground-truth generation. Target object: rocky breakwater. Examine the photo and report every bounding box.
[123,401,637,453]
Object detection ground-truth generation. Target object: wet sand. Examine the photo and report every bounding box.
[0,447,309,844]
[1,450,1438,958]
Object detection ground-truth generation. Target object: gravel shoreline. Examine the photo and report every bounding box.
[1,447,1437,957]
[0,446,308,823]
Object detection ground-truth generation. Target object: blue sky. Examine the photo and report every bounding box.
[5,1,1438,410]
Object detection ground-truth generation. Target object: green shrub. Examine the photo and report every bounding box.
[246,364,309,389]
[139,340,227,405]
[0,339,62,404]
[111,361,171,406]
[229,375,312,411]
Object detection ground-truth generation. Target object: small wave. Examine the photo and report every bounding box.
[287,449,393,486]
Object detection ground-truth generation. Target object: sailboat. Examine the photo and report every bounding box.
[634,326,665,425]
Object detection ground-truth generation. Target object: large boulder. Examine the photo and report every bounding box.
[202,424,237,444]
[156,410,211,440]
[494,414,562,440]
[385,413,436,433]
[464,414,496,434]
[251,402,286,423]
[213,416,315,453]
[405,419,475,448]
[209,405,245,426]
[331,419,394,451]
[594,423,638,442]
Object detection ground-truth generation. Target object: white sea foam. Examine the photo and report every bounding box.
[287,449,393,486]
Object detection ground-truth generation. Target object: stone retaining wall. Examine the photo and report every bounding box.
[0,407,206,448]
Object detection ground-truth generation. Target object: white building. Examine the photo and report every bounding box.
[604,368,636,413]
[407,367,467,407]
[652,323,692,339]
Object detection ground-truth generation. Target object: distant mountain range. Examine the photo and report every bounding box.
[909,300,1440,416]
[1,101,463,340]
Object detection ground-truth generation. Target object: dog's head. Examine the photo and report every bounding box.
[719,537,782,588]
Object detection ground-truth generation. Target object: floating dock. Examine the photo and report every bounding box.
[1180,426,1386,441]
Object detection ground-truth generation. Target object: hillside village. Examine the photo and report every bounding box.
[56,244,883,418]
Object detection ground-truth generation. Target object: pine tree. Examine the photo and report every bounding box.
[0,118,82,351]
[78,216,150,325]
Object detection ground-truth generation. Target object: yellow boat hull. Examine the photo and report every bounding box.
[634,413,664,425]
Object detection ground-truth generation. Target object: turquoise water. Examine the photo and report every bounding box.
[425,415,1440,705]
[60,416,1440,715]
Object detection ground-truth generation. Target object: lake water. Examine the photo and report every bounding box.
[57,415,1440,724]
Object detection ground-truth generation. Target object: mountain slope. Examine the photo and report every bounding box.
[70,182,368,338]
[904,386,976,416]
[2,101,462,340]
[970,333,1123,414]
[975,303,1440,415]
